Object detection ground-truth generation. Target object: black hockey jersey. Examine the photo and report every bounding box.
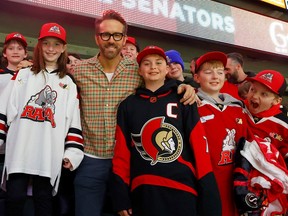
[111,79,221,216]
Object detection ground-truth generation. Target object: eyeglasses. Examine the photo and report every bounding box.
[98,32,124,41]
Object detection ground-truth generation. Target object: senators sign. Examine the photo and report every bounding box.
[9,0,288,56]
[261,0,287,9]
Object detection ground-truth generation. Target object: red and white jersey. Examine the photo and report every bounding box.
[197,89,250,216]
[245,104,288,160]
[0,67,84,194]
[234,137,288,215]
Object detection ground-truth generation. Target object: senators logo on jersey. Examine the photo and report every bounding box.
[132,116,183,165]
[20,85,57,127]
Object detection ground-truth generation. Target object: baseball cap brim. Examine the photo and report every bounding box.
[195,51,227,72]
[247,70,286,96]
[5,32,27,47]
[137,46,167,65]
[38,23,66,44]
[126,37,136,46]
[126,36,140,52]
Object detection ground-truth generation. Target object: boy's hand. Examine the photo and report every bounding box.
[178,84,196,105]
[63,158,73,169]
[118,209,132,216]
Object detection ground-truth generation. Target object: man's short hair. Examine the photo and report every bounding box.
[95,9,127,35]
[227,52,244,67]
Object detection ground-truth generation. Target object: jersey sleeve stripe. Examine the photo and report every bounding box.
[0,124,7,133]
[65,143,84,151]
[67,127,82,135]
[65,135,83,144]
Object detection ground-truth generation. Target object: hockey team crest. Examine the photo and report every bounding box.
[218,128,236,165]
[132,116,183,165]
[20,85,57,127]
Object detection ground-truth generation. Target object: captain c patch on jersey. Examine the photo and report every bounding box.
[132,116,183,165]
[20,85,57,127]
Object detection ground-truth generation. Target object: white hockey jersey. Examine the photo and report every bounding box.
[0,68,84,195]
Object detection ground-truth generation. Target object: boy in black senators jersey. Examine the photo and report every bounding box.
[110,45,221,216]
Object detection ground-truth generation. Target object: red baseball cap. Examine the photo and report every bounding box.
[38,23,66,44]
[126,36,140,52]
[248,70,287,96]
[137,45,167,65]
[5,32,27,47]
[195,51,227,73]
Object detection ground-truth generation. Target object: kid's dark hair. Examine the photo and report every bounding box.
[95,9,127,35]
[31,40,68,78]
[67,53,81,64]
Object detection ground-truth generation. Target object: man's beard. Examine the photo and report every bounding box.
[227,72,239,84]
[100,43,121,60]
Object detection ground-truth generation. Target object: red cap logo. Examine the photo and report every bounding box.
[5,32,27,47]
[38,23,66,44]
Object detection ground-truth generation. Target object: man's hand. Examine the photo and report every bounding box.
[16,60,33,70]
[177,84,196,105]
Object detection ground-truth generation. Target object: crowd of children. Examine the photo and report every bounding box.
[1,8,288,216]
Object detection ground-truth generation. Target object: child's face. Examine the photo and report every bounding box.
[247,81,282,114]
[138,54,168,83]
[121,43,138,60]
[194,63,225,95]
[3,40,27,67]
[67,55,80,71]
[41,37,66,67]
[167,62,183,81]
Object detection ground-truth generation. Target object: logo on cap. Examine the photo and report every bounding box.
[38,23,66,44]
[249,70,286,96]
[12,33,23,39]
[48,26,61,35]
[5,32,27,47]
[259,73,273,83]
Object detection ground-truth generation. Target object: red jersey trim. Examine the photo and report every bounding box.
[131,174,198,196]
[0,124,7,132]
[139,90,172,99]
[234,167,249,177]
